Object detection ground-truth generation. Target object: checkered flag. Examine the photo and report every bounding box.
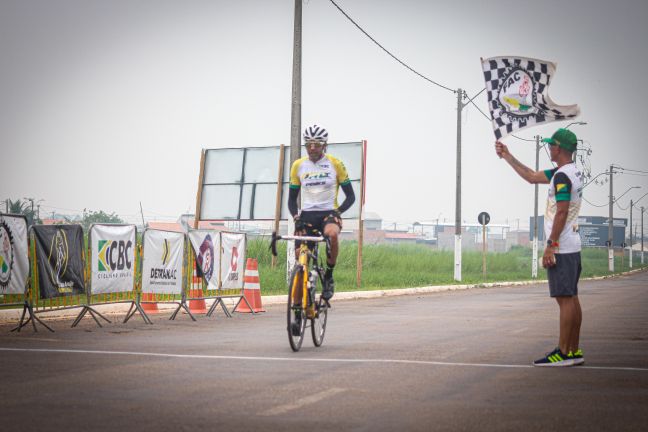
[481,56,580,140]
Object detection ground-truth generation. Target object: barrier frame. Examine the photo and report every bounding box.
[5,218,55,333]
[73,223,150,327]
[187,230,253,318]
[140,228,195,321]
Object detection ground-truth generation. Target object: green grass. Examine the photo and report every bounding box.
[247,239,648,295]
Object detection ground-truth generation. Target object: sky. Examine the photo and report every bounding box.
[2,0,647,232]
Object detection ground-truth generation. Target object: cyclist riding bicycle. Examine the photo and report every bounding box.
[288,124,355,301]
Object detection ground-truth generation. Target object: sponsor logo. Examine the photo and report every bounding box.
[48,229,74,293]
[197,235,214,282]
[161,239,170,266]
[303,172,330,181]
[497,67,540,119]
[98,239,133,272]
[556,183,567,192]
[0,221,14,291]
[148,238,177,284]
[227,246,239,281]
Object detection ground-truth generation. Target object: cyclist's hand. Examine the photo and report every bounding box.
[294,215,307,234]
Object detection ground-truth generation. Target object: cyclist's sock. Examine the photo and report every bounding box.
[325,264,335,280]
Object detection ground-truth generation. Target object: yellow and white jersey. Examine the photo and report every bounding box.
[289,154,351,212]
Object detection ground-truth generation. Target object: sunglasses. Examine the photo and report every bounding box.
[304,141,325,148]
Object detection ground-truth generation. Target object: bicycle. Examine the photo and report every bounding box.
[271,231,330,352]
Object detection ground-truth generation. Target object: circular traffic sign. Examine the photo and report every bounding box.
[478,212,490,226]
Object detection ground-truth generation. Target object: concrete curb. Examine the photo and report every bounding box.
[2,267,646,323]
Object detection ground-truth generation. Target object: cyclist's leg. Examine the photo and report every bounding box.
[322,212,342,300]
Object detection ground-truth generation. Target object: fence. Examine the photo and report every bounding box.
[5,222,252,332]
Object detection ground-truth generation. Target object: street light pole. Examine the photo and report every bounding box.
[642,206,645,264]
[629,199,633,268]
[454,88,463,281]
[608,165,614,272]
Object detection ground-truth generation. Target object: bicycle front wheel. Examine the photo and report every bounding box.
[287,265,307,352]
[311,273,328,347]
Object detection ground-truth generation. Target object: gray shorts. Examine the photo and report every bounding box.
[547,252,582,297]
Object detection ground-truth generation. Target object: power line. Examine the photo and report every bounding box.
[582,196,608,208]
[327,0,455,94]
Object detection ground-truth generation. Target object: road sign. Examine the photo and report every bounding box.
[478,212,490,226]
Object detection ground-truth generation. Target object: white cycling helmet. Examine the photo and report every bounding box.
[303,124,328,142]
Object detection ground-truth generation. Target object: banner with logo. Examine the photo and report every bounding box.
[33,225,86,299]
[221,232,246,290]
[0,214,29,296]
[90,224,136,294]
[481,56,580,139]
[188,230,221,291]
[142,230,184,295]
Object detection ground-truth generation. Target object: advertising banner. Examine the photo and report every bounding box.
[221,232,246,290]
[33,225,86,299]
[90,224,136,294]
[0,214,29,295]
[142,230,184,295]
[188,230,221,291]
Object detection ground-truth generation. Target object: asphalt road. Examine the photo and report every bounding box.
[1,271,647,431]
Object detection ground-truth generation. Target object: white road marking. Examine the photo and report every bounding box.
[259,387,346,416]
[1,347,647,372]
[511,327,528,334]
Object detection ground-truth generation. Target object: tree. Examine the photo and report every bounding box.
[81,209,124,230]
[6,198,41,226]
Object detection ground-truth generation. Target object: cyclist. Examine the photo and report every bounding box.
[288,124,355,304]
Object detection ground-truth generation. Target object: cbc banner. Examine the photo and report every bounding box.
[221,232,246,290]
[0,214,29,295]
[33,225,86,299]
[142,230,184,295]
[188,229,221,291]
[90,224,136,294]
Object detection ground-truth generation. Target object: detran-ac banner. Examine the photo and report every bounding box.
[188,230,221,291]
[142,230,184,295]
[90,224,136,294]
[0,214,29,295]
[221,232,246,290]
[33,225,86,299]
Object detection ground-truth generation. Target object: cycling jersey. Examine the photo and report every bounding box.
[289,154,351,212]
[543,163,583,254]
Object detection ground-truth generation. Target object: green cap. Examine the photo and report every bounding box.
[542,128,578,152]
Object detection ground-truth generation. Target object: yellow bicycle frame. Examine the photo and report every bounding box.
[291,244,315,317]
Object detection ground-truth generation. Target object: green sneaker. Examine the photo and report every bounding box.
[568,349,585,366]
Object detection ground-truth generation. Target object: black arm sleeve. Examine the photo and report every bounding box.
[337,182,356,214]
[288,186,300,217]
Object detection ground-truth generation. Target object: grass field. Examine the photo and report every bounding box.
[247,239,648,295]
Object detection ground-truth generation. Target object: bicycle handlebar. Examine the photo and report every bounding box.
[270,232,326,257]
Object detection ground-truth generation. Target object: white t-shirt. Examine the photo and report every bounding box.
[543,162,583,254]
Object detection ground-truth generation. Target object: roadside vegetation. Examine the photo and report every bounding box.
[248,239,648,295]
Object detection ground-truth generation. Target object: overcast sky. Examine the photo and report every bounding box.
[2,0,647,231]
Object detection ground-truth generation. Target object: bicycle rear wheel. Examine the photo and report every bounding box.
[287,265,307,352]
[311,272,328,347]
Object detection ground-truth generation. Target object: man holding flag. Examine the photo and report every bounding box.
[495,130,584,367]
[483,56,584,367]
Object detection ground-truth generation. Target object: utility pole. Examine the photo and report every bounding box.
[290,0,302,165]
[629,199,633,268]
[532,135,540,278]
[287,0,302,279]
[608,165,614,272]
[454,88,463,282]
[642,206,645,265]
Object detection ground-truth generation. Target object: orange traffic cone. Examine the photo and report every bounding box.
[141,293,159,314]
[236,258,265,313]
[188,263,207,314]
